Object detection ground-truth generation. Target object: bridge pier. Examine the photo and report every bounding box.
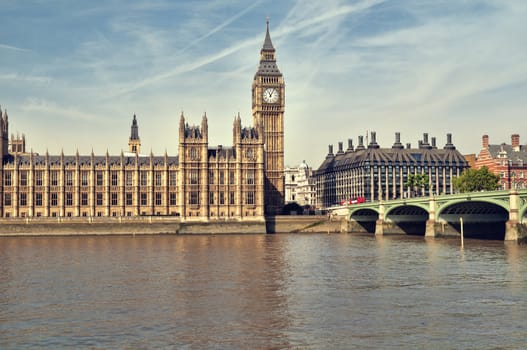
[505,191,527,243]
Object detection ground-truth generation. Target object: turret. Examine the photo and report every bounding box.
[128,114,141,154]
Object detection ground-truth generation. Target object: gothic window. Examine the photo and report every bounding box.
[65,171,73,186]
[96,193,103,206]
[246,191,255,205]
[189,191,199,205]
[229,171,235,185]
[81,192,88,206]
[209,170,214,184]
[49,170,59,186]
[209,192,214,205]
[219,192,225,205]
[81,171,89,186]
[111,193,118,206]
[126,193,133,206]
[219,171,225,185]
[35,193,42,206]
[4,172,12,186]
[246,170,255,185]
[155,172,162,187]
[4,193,11,206]
[190,147,198,160]
[246,148,254,159]
[140,193,148,206]
[19,171,28,186]
[66,193,73,206]
[126,172,133,186]
[111,171,118,186]
[190,170,199,184]
[140,171,148,186]
[229,192,235,205]
[35,171,43,186]
[169,193,177,206]
[51,193,58,206]
[169,172,177,186]
[155,192,162,206]
[19,193,27,206]
[96,171,104,186]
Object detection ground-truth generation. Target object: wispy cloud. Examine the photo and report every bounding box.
[0,43,30,52]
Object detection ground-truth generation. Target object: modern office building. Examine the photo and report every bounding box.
[314,132,469,208]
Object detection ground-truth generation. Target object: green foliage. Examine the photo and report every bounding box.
[405,173,429,196]
[452,166,500,193]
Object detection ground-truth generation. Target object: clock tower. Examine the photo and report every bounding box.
[252,20,285,215]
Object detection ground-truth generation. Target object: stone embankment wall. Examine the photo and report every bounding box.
[0,216,345,236]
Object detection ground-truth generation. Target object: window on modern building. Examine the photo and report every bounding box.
[126,192,133,206]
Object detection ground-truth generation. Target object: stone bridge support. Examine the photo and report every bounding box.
[505,191,526,243]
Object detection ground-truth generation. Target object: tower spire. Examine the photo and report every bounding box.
[263,18,274,51]
[128,113,141,154]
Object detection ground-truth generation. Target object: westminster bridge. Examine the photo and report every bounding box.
[329,190,527,242]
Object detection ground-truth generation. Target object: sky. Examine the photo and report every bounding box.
[1,0,527,168]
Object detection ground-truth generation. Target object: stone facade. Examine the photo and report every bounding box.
[475,134,527,190]
[314,132,469,208]
[0,23,285,221]
[284,161,316,207]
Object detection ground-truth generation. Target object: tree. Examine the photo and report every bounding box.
[452,166,500,193]
[405,173,429,197]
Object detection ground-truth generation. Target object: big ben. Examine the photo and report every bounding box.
[252,20,285,215]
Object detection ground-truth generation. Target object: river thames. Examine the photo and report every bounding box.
[0,234,525,349]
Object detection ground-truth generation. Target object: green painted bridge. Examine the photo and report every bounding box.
[329,190,527,242]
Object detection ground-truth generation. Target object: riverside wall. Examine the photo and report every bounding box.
[0,215,344,236]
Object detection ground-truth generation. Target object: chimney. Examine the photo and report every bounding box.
[327,144,334,157]
[406,143,411,149]
[512,134,520,151]
[337,141,344,154]
[392,132,403,149]
[482,135,489,149]
[347,138,354,152]
[431,137,437,148]
[368,131,379,149]
[444,133,455,150]
[357,136,365,150]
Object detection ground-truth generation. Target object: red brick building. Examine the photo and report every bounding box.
[475,134,527,190]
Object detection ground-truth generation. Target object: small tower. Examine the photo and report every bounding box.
[128,114,141,154]
[0,107,9,160]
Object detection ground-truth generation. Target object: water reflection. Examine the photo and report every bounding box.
[0,235,525,349]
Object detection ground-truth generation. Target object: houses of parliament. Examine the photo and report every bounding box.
[0,23,285,220]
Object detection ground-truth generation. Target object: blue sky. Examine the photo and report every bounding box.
[1,0,526,168]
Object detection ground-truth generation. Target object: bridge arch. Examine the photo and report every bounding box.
[348,208,379,234]
[384,205,429,235]
[437,200,509,239]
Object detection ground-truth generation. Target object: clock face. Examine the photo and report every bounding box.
[263,88,279,103]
